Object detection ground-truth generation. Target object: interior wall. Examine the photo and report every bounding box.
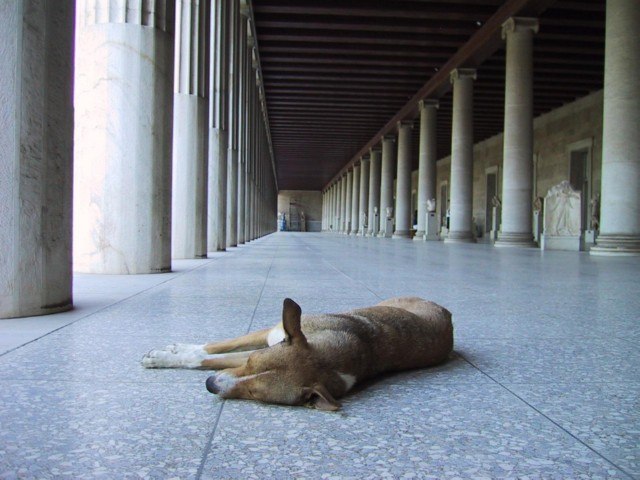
[277,190,322,231]
[433,90,604,235]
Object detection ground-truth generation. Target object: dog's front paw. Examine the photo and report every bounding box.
[141,344,207,369]
[141,349,173,368]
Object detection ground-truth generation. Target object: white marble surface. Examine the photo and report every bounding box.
[447,69,476,242]
[172,93,208,259]
[1,233,638,478]
[0,2,74,318]
[73,18,174,274]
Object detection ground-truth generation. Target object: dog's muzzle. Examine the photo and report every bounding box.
[205,376,220,394]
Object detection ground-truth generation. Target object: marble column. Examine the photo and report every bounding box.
[0,1,74,318]
[340,175,348,233]
[415,100,439,240]
[208,0,229,252]
[351,164,361,234]
[172,0,209,259]
[359,157,370,235]
[495,18,539,248]
[333,178,342,233]
[445,68,477,243]
[378,136,397,236]
[345,169,353,235]
[367,147,382,236]
[237,10,250,246]
[226,0,241,247]
[332,180,340,232]
[592,0,640,256]
[393,121,414,238]
[74,0,175,273]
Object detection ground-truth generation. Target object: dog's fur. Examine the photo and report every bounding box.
[142,297,453,410]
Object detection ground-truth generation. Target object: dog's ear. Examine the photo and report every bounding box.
[304,384,341,412]
[282,298,307,346]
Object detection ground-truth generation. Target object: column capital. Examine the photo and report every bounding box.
[450,68,477,84]
[370,146,382,155]
[360,154,371,163]
[240,4,251,17]
[502,17,539,39]
[397,120,414,131]
[382,134,397,143]
[419,99,440,110]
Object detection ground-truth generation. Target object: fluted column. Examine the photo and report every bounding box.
[1,1,74,318]
[592,0,640,256]
[172,0,209,259]
[345,169,353,235]
[226,0,241,247]
[208,0,229,251]
[340,175,348,233]
[237,8,250,245]
[334,180,340,232]
[74,0,175,273]
[378,135,397,236]
[446,68,477,243]
[415,100,439,239]
[367,147,382,236]
[332,180,341,233]
[496,18,539,248]
[393,121,414,239]
[351,164,361,234]
[359,157,370,235]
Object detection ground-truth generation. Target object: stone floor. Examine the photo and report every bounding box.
[0,232,638,479]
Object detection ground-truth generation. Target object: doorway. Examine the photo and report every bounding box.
[568,139,593,233]
[485,169,498,234]
[439,182,448,229]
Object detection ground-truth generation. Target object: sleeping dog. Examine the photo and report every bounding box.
[142,297,453,411]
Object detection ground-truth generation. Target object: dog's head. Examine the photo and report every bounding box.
[205,298,342,411]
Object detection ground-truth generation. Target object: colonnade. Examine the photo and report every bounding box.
[0,0,277,319]
[322,3,640,257]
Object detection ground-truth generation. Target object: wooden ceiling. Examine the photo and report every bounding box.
[251,0,605,191]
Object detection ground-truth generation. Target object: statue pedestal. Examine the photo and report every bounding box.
[541,234,582,251]
[533,210,542,244]
[490,206,501,242]
[381,218,394,238]
[425,213,439,241]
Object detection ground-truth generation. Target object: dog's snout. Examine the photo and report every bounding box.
[205,376,219,394]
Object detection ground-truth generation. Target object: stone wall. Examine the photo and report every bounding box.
[433,90,604,235]
[278,190,323,231]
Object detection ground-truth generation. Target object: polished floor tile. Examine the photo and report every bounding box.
[1,232,638,479]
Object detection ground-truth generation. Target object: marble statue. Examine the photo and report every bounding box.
[544,180,581,236]
[386,207,394,219]
[426,198,436,213]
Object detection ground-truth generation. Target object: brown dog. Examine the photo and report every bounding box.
[142,297,453,411]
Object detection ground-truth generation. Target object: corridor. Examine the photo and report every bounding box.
[1,233,638,479]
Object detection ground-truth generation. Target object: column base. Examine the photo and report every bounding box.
[494,232,537,248]
[590,234,640,256]
[349,229,359,235]
[392,230,410,239]
[444,231,476,244]
[1,301,73,320]
[413,230,426,241]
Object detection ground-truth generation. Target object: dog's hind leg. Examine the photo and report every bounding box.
[203,327,272,354]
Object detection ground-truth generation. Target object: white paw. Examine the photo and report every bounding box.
[141,344,207,369]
